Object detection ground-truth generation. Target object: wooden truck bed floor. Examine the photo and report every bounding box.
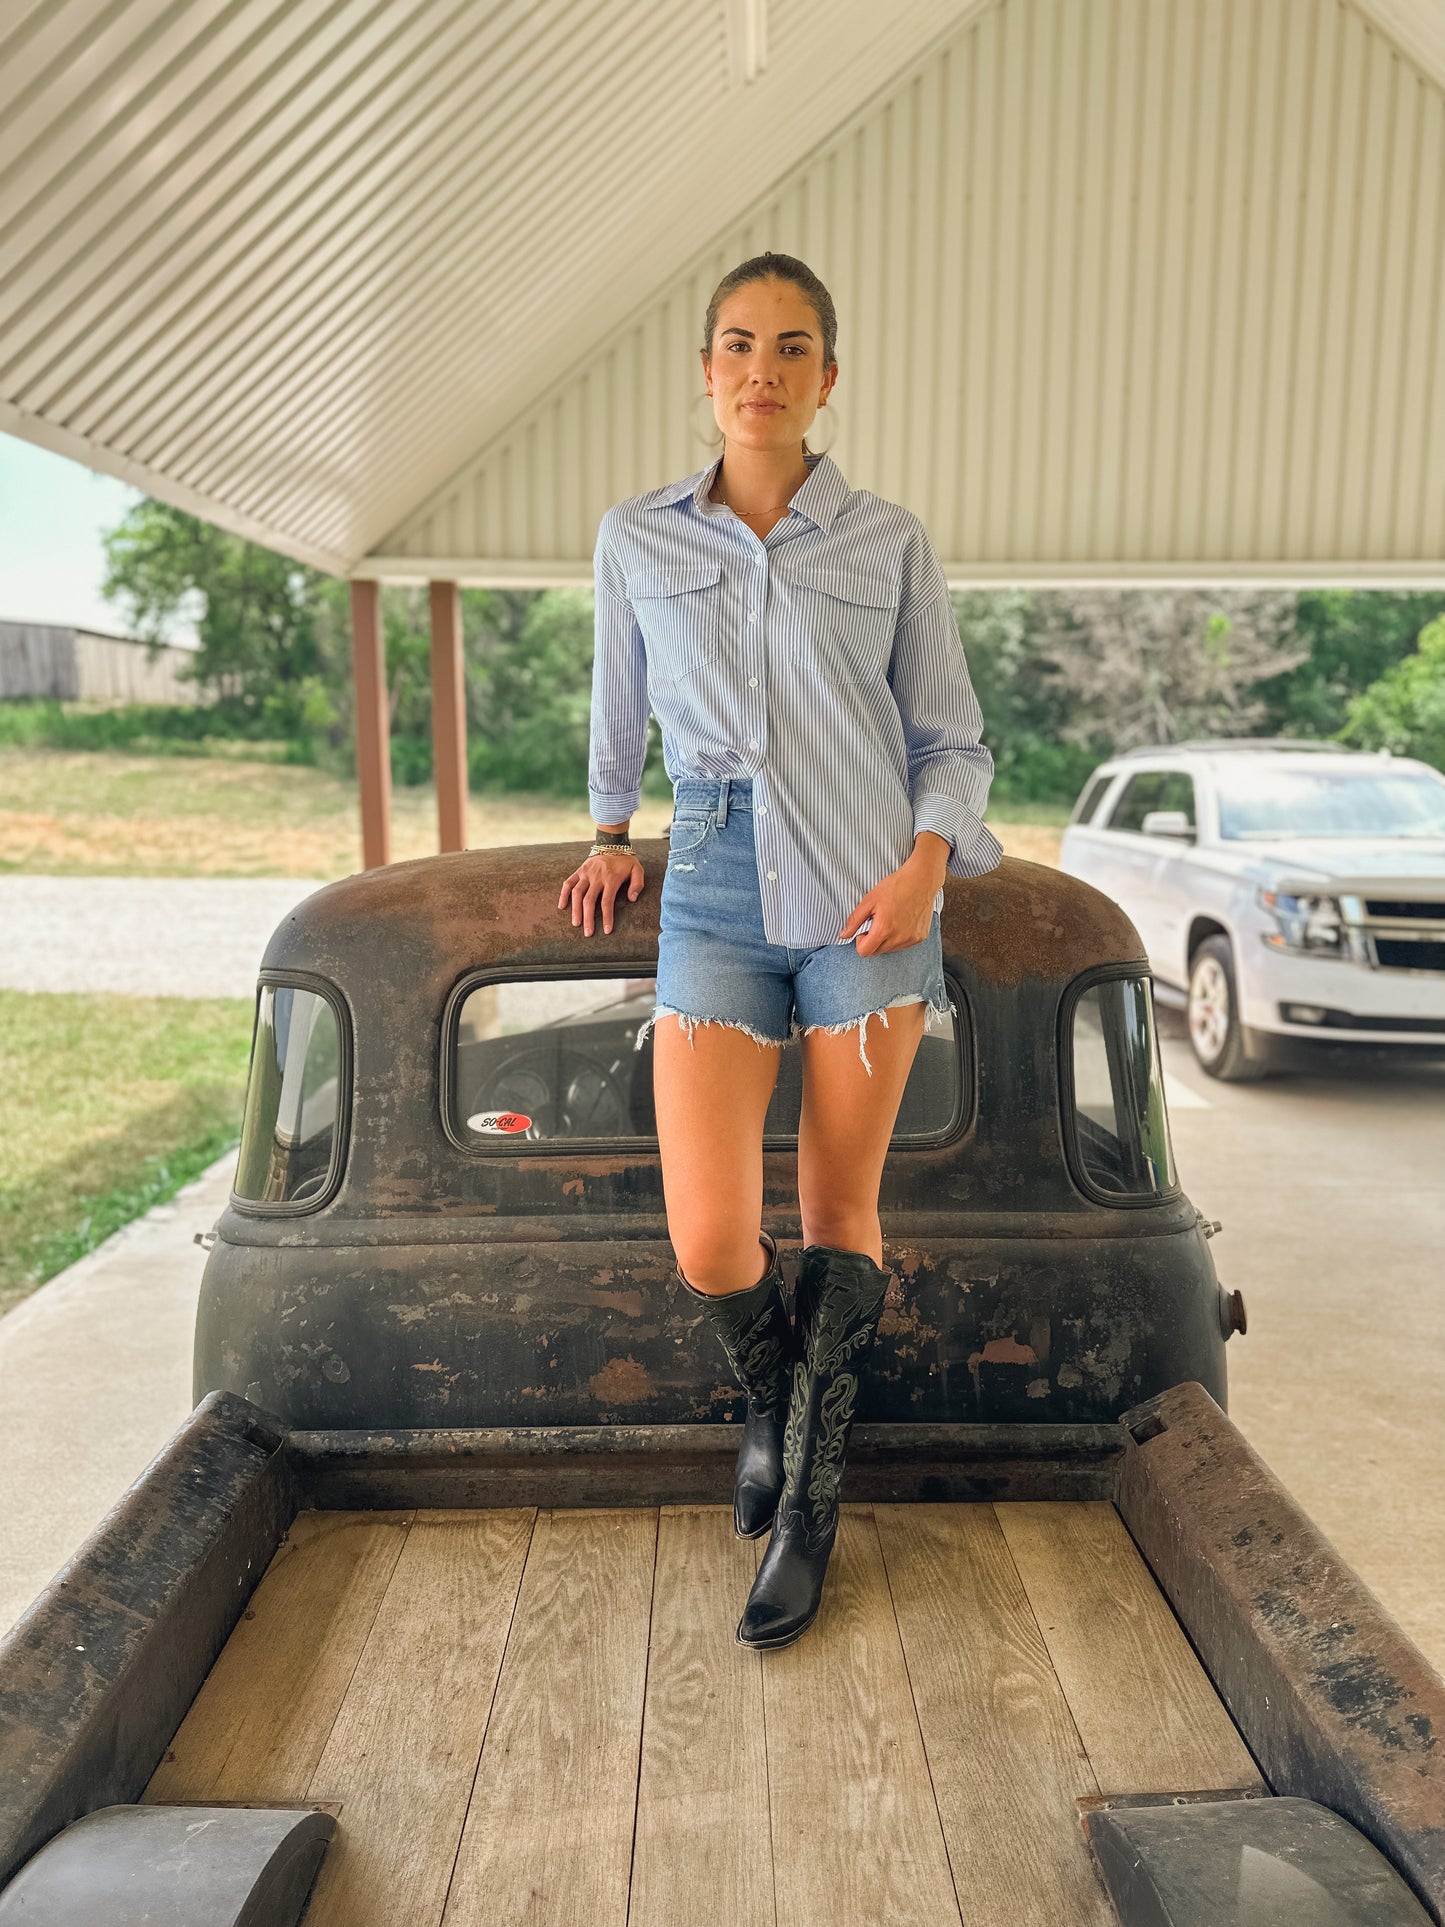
[142,1499,1265,1927]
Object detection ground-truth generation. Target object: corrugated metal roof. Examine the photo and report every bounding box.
[3,0,1443,584]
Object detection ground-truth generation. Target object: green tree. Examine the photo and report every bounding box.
[950,588,1105,803]
[1254,590,1445,737]
[101,499,340,749]
[1337,615,1445,770]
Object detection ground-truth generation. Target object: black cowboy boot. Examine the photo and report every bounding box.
[677,1230,795,1537]
[735,1242,891,1649]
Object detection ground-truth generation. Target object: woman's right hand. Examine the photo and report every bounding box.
[558,849,645,937]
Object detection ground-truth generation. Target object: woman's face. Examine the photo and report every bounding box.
[702,277,837,453]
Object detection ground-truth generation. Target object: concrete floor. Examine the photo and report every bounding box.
[1155,1009,1445,1669]
[0,1153,234,1637]
[1,1032,1441,1674]
[0,876,321,997]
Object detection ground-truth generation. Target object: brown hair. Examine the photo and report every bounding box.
[701,252,838,454]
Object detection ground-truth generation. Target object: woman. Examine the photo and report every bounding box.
[558,251,1003,1650]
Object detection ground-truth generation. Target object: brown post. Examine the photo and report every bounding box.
[428,579,468,853]
[349,578,391,870]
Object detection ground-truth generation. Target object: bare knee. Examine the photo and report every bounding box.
[797,1203,881,1264]
[674,1227,772,1296]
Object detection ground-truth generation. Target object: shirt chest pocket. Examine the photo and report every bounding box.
[627,561,724,685]
[789,564,899,670]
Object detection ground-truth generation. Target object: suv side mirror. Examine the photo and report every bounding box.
[1140,809,1194,839]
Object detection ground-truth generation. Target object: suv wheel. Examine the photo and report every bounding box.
[1188,936,1269,1082]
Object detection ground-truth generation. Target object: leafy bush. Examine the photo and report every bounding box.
[1337,616,1445,770]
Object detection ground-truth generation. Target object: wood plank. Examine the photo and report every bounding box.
[874,1501,1115,1927]
[301,1507,536,1927]
[995,1501,1264,1795]
[440,1508,658,1927]
[143,1508,414,1805]
[628,1507,772,1927]
[761,1505,961,1927]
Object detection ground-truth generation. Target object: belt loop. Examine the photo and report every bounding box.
[717,777,729,828]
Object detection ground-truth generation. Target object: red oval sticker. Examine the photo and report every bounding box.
[466,1110,533,1135]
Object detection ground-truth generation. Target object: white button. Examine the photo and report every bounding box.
[747,738,757,748]
[748,675,758,686]
[747,612,757,623]
[767,869,777,880]
[758,805,766,814]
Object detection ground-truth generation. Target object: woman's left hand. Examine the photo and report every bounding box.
[838,838,949,954]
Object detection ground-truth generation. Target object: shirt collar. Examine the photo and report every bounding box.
[647,450,849,533]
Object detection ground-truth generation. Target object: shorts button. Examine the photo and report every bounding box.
[767,869,777,880]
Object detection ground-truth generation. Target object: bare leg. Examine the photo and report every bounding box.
[652,1013,784,1294]
[796,997,930,1260]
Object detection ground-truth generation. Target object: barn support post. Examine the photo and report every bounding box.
[349,578,391,870]
[428,580,468,853]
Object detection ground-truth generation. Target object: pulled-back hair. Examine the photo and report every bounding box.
[701,251,838,369]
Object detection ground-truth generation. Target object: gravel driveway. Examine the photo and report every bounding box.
[0,876,325,999]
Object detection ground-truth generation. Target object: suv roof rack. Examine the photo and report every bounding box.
[1114,738,1364,758]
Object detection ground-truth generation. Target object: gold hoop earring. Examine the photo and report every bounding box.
[806,399,840,456]
[691,391,724,448]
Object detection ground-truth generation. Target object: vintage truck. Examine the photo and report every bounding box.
[1,837,1441,1926]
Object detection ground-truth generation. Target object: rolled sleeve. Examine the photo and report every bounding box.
[587,515,650,822]
[890,521,1004,879]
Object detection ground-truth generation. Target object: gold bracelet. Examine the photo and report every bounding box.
[589,841,634,857]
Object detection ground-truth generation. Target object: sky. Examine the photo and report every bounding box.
[0,434,198,645]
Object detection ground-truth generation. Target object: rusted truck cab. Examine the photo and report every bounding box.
[1,842,1441,1927]
[197,840,1237,1432]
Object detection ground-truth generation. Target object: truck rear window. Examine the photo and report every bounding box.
[446,972,966,1149]
[1066,974,1177,1201]
[233,983,346,1209]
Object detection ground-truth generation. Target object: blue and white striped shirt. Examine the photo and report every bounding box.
[587,449,1004,948]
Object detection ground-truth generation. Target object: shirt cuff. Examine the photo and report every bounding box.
[913,795,1005,878]
[589,786,641,824]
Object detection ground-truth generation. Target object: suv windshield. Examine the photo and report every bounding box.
[1215,766,1445,839]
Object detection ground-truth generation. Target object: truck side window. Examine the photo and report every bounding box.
[234,985,346,1209]
[1107,769,1195,831]
[1067,975,1177,1200]
[1070,771,1116,824]
[447,972,966,1148]
[1106,772,1169,832]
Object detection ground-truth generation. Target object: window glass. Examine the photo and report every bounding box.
[234,986,344,1207]
[1070,977,1176,1199]
[1215,766,1445,839]
[1106,770,1195,831]
[451,975,964,1146]
[1071,772,1116,824]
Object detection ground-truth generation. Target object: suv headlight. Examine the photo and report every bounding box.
[1257,887,1346,957]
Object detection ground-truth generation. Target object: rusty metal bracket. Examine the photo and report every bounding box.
[1115,1380,1445,1923]
[0,1393,300,1894]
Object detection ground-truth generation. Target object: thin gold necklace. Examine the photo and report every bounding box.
[716,482,800,517]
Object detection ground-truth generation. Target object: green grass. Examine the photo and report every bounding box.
[0,990,255,1317]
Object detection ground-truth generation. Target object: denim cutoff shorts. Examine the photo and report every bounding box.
[635,774,954,1077]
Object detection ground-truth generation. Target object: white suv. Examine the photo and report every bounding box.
[1058,741,1445,1080]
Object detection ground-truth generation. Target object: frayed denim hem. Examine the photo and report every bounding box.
[790,993,956,1076]
[635,1006,789,1054]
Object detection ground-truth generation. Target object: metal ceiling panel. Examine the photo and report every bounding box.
[376,0,1445,586]
[3,0,1442,585]
[0,0,982,574]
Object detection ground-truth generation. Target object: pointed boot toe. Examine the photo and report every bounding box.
[736,1514,826,1648]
